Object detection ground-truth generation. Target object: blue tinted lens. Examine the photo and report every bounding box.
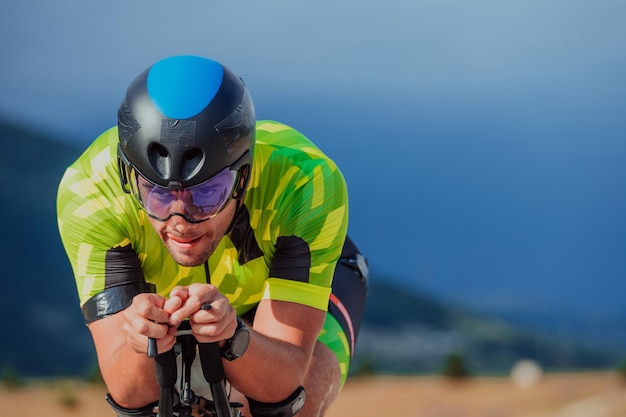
[134,168,237,222]
[188,169,236,216]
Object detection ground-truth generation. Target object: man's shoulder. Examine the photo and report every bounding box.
[247,119,346,207]
[253,120,331,162]
[255,120,294,135]
[58,126,122,208]
[68,126,119,172]
[255,120,313,147]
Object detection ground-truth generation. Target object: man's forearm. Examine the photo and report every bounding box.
[223,329,309,402]
[221,300,325,403]
[89,312,162,409]
[99,342,161,408]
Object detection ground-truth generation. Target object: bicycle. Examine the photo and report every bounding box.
[147,313,243,417]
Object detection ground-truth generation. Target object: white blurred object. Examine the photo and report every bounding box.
[510,359,543,388]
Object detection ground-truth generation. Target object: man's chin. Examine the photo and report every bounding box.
[173,257,206,267]
[163,235,222,267]
[166,248,209,267]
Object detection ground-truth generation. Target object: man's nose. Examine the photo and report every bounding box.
[168,211,195,229]
[168,197,195,222]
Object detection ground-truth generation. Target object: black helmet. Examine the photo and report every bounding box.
[117,55,255,192]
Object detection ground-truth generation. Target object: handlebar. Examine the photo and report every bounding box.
[149,305,237,417]
[154,348,176,417]
[198,342,233,417]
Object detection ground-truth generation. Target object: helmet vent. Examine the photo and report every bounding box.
[181,149,203,180]
[149,144,171,179]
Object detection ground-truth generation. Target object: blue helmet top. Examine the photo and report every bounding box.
[117,55,255,188]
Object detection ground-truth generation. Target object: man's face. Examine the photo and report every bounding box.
[147,199,237,267]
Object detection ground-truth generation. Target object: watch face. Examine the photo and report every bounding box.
[232,328,250,357]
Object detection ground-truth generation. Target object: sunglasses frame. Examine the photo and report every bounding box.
[118,147,251,223]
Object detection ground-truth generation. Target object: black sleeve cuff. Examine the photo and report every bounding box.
[82,282,156,324]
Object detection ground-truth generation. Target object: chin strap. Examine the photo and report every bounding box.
[226,165,249,235]
[225,197,245,235]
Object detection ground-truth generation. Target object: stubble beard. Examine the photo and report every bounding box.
[166,237,223,267]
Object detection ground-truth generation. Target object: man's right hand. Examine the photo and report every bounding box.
[123,293,178,355]
[87,293,176,408]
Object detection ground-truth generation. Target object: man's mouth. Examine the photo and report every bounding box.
[167,234,203,245]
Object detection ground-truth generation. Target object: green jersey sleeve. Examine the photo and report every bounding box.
[57,127,146,305]
[247,121,349,310]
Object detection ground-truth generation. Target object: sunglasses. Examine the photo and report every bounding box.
[119,149,250,223]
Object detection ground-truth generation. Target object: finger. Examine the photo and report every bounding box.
[191,307,237,343]
[169,294,204,326]
[163,295,183,314]
[168,286,190,302]
[153,326,177,354]
[123,318,168,353]
[132,293,170,324]
[168,284,222,325]
[189,296,235,329]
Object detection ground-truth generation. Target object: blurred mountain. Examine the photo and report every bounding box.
[0,117,94,377]
[0,118,622,378]
[354,277,622,375]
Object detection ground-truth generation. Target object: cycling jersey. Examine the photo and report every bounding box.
[57,120,366,387]
[58,120,348,315]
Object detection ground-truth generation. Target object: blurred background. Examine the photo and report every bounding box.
[1,0,625,407]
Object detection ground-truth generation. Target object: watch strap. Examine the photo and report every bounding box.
[221,316,249,361]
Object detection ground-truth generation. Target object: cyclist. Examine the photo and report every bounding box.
[57,55,368,417]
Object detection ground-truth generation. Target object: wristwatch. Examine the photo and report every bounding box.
[221,316,250,361]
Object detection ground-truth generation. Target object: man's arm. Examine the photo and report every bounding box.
[88,293,178,408]
[166,283,326,404]
[223,299,326,402]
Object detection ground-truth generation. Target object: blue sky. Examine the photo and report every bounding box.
[2,0,626,315]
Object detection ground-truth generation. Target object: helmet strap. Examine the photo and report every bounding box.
[232,165,251,200]
[117,157,132,194]
[225,197,245,235]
